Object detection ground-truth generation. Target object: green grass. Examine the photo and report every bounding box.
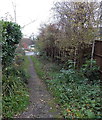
[2,55,30,118]
[31,56,45,79]
[3,87,29,117]
[23,56,30,70]
[31,56,101,119]
[30,56,61,84]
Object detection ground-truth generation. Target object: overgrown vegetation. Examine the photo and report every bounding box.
[34,2,101,118]
[36,1,100,67]
[0,21,2,119]
[2,55,29,118]
[1,0,101,118]
[31,56,101,119]
[1,21,29,118]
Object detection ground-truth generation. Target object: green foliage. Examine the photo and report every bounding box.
[31,56,45,78]
[31,56,101,119]
[49,60,101,118]
[3,88,29,118]
[80,60,100,81]
[1,20,29,118]
[2,55,29,118]
[2,76,29,118]
[1,21,22,69]
[48,77,101,118]
[14,55,29,84]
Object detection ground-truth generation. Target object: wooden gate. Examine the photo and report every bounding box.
[94,40,102,74]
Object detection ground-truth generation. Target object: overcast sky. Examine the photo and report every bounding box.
[0,0,62,37]
[0,0,101,37]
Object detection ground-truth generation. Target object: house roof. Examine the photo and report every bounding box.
[21,38,33,46]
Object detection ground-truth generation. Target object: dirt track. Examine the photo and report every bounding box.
[17,56,61,118]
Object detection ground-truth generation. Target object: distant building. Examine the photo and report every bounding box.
[18,38,34,49]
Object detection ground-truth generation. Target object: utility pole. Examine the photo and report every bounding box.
[11,1,16,23]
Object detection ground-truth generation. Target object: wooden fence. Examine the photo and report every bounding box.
[94,40,102,75]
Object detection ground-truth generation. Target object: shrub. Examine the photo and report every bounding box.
[2,86,29,118]
[1,21,29,118]
[2,58,29,118]
[1,21,22,70]
[47,60,101,118]
[80,60,100,82]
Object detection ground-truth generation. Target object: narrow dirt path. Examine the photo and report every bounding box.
[17,56,61,118]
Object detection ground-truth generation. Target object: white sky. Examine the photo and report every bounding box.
[0,0,101,37]
[0,0,62,37]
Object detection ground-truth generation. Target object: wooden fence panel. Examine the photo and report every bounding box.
[94,40,102,74]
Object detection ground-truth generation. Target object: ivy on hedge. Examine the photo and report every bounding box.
[1,21,22,70]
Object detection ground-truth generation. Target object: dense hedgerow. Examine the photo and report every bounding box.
[1,21,29,118]
[2,21,22,70]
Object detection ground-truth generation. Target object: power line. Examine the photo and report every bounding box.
[21,20,36,29]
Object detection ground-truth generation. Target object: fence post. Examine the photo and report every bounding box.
[91,40,95,67]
